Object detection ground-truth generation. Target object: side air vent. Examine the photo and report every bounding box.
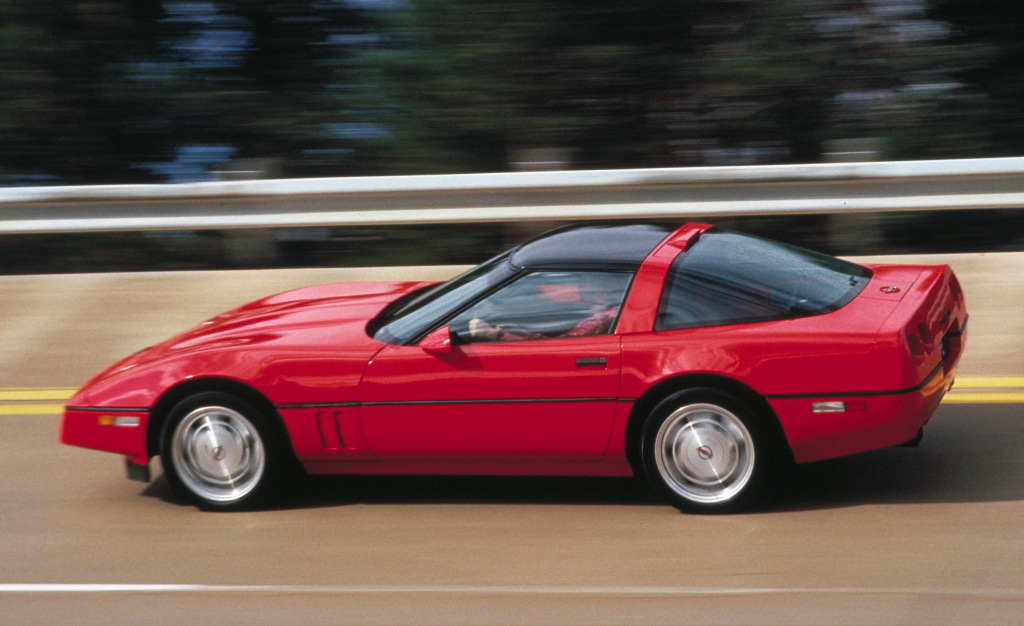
[316,411,346,450]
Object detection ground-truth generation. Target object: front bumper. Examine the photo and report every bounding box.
[60,407,150,465]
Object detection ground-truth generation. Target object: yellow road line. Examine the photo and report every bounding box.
[0,389,76,401]
[1,378,1023,410]
[0,388,75,415]
[953,377,1024,389]
[0,404,66,415]
[947,377,1024,403]
[942,393,1024,404]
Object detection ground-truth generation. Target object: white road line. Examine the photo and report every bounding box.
[0,584,1022,600]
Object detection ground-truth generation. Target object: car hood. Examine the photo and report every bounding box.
[160,280,434,354]
[72,280,435,402]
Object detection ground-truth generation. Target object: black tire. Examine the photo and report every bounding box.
[160,391,291,511]
[639,388,780,514]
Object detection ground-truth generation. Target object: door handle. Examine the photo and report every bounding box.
[575,357,607,367]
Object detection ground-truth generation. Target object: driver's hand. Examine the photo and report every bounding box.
[468,318,500,341]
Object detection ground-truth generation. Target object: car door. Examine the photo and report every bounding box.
[357,270,631,462]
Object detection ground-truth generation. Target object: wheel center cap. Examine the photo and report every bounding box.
[697,445,713,461]
[209,445,226,462]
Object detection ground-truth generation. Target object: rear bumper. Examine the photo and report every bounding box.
[768,364,952,464]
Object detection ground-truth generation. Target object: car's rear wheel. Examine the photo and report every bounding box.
[639,389,777,513]
[160,392,286,511]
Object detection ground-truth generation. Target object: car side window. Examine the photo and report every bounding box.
[451,271,631,343]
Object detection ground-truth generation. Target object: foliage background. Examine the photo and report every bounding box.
[2,0,1020,185]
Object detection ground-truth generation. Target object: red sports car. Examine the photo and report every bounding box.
[61,223,967,512]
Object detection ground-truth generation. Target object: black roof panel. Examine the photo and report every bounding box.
[509,223,674,271]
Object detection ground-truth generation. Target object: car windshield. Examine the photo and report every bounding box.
[657,228,872,330]
[371,252,515,344]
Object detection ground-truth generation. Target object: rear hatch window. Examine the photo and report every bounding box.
[657,228,872,330]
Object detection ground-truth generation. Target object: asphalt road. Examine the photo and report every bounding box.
[1,258,1022,624]
[1,401,1022,625]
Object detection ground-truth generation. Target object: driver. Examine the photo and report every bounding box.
[468,279,617,342]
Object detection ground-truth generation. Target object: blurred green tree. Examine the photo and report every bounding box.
[354,0,701,173]
[0,0,371,184]
[356,0,1017,169]
[163,1,372,178]
[888,0,1024,158]
[0,0,169,183]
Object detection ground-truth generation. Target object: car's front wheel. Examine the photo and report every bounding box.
[160,392,287,511]
[639,389,778,513]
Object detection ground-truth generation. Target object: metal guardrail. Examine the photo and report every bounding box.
[2,157,1024,234]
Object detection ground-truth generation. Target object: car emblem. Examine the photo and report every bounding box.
[880,286,901,294]
[697,446,713,461]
